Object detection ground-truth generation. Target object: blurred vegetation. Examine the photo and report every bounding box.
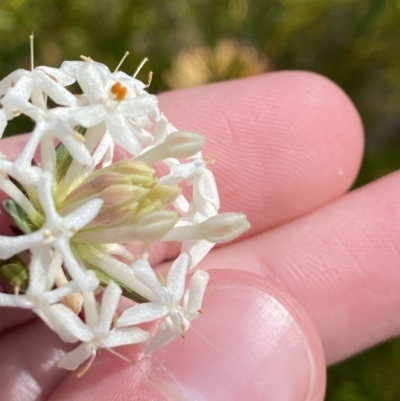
[1,0,400,399]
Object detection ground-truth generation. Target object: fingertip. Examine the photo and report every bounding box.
[158,72,364,232]
[50,270,326,401]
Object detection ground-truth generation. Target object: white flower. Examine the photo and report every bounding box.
[57,281,149,371]
[0,172,103,290]
[0,247,98,342]
[0,94,92,171]
[0,66,78,111]
[118,254,209,350]
[64,60,159,155]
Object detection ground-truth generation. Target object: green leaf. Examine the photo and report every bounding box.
[74,125,87,135]
[0,259,29,292]
[55,142,73,183]
[3,199,35,234]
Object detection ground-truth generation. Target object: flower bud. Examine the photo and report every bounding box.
[146,184,181,204]
[99,184,149,207]
[163,213,251,243]
[137,131,205,164]
[131,210,179,242]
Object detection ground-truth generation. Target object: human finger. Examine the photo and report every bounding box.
[158,71,364,234]
[190,171,400,365]
[49,270,326,401]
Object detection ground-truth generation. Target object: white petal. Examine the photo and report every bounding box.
[0,293,31,308]
[53,120,92,166]
[58,342,95,370]
[119,95,158,120]
[0,69,26,96]
[184,270,209,314]
[106,113,142,155]
[166,253,189,302]
[96,281,121,334]
[81,290,98,329]
[132,259,166,301]
[11,74,34,101]
[194,169,220,211]
[101,327,149,348]
[118,302,168,327]
[0,109,7,138]
[64,198,104,231]
[48,303,93,341]
[37,171,61,225]
[55,239,96,290]
[0,231,43,260]
[146,328,177,353]
[35,69,78,106]
[69,104,107,127]
[60,61,85,79]
[37,66,76,86]
[14,122,46,169]
[183,239,214,269]
[27,247,48,294]
[77,61,110,102]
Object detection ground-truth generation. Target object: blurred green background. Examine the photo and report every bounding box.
[1,0,400,399]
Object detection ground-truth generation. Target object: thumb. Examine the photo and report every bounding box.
[50,270,326,401]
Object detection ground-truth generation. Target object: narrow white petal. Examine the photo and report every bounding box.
[132,259,166,301]
[0,69,26,96]
[37,171,62,225]
[101,327,149,348]
[194,169,220,211]
[146,329,177,353]
[36,305,81,343]
[12,74,34,101]
[0,231,43,260]
[15,123,46,169]
[184,270,209,314]
[48,303,93,341]
[106,113,142,155]
[58,342,95,370]
[60,61,85,79]
[35,69,78,106]
[55,239,94,290]
[0,109,7,138]
[37,66,76,86]
[69,104,107,127]
[96,281,121,334]
[27,247,48,294]
[0,293,31,308]
[166,253,189,302]
[77,62,110,102]
[53,120,93,166]
[118,302,168,327]
[63,198,104,230]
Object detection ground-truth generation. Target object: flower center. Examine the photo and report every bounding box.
[110,82,127,102]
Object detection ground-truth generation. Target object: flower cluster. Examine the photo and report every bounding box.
[0,49,250,373]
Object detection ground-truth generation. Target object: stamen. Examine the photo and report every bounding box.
[133,57,148,78]
[30,32,34,71]
[105,347,133,363]
[190,325,221,353]
[144,71,153,88]
[114,51,129,73]
[73,131,86,143]
[111,82,123,95]
[80,55,93,62]
[110,82,128,101]
[76,352,96,378]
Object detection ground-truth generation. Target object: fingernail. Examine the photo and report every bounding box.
[50,270,325,401]
[145,269,325,401]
